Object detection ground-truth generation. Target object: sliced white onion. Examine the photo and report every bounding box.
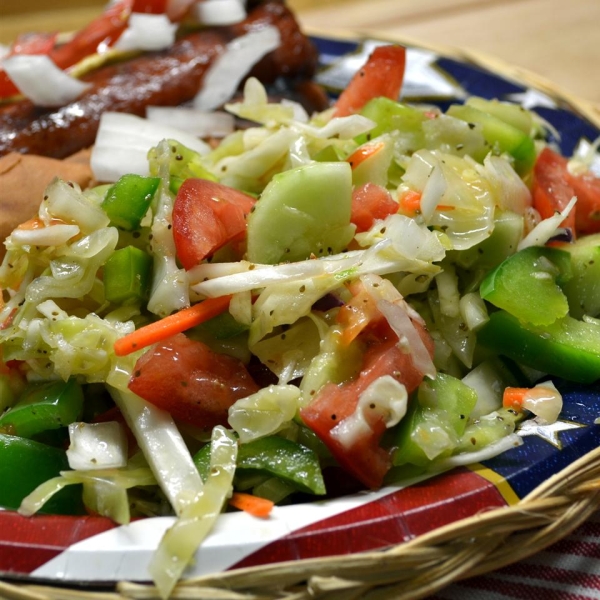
[193,25,281,111]
[378,298,437,379]
[459,291,489,332]
[330,376,408,449]
[292,114,376,140]
[146,106,235,138]
[434,433,523,470]
[483,155,531,215]
[419,162,447,220]
[91,112,211,182]
[2,55,91,107]
[517,195,577,250]
[113,13,177,52]
[109,387,204,515]
[194,0,247,25]
[191,251,364,297]
[10,224,80,247]
[66,421,128,471]
[520,381,563,424]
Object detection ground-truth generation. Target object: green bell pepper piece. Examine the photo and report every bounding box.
[465,97,534,136]
[194,311,249,340]
[0,379,83,439]
[392,373,477,467]
[455,407,522,453]
[0,433,84,514]
[478,310,600,384]
[194,435,326,495]
[447,103,536,174]
[101,174,160,230]
[149,139,218,195]
[480,246,572,326]
[357,97,427,144]
[560,233,600,319]
[453,208,524,271]
[103,245,153,305]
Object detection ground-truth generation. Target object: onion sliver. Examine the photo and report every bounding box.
[146,106,235,138]
[91,112,211,182]
[2,55,91,107]
[113,13,177,52]
[193,25,281,111]
[194,0,247,25]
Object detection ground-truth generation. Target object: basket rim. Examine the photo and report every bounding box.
[2,444,599,600]
[306,26,600,130]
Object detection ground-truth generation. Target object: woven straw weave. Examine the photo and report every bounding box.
[1,444,598,600]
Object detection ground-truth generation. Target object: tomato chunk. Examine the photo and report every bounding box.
[532,148,577,234]
[300,320,434,489]
[351,182,398,232]
[172,179,256,269]
[333,45,406,117]
[128,334,259,428]
[567,169,600,235]
[532,147,600,236]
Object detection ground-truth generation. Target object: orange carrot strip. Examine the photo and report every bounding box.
[399,190,422,213]
[113,295,232,357]
[502,387,531,411]
[399,190,455,214]
[346,141,385,170]
[228,492,274,518]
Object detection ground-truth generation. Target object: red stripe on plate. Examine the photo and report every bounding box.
[0,511,115,574]
[232,467,508,569]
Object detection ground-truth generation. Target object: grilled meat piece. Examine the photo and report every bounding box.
[0,1,319,159]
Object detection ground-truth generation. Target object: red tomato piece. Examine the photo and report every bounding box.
[0,32,60,98]
[11,32,58,55]
[0,1,173,100]
[172,179,256,269]
[333,45,406,117]
[132,0,169,13]
[567,169,600,235]
[128,333,259,429]
[300,321,434,489]
[49,0,132,71]
[351,182,398,233]
[532,147,576,234]
[533,147,600,236]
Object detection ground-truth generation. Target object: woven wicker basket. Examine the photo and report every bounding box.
[1,32,599,600]
[2,444,599,600]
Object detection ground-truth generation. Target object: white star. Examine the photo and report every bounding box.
[517,417,585,449]
[504,88,558,110]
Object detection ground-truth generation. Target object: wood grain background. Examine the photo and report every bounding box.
[1,0,599,107]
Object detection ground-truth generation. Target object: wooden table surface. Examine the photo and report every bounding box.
[1,0,599,109]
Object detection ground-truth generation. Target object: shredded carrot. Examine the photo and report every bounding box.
[502,387,531,411]
[398,190,455,214]
[113,295,232,357]
[228,492,274,518]
[346,141,385,170]
[398,189,422,213]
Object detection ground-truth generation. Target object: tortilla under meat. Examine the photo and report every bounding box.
[0,152,93,256]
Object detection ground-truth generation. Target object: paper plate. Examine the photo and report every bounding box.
[1,34,599,587]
